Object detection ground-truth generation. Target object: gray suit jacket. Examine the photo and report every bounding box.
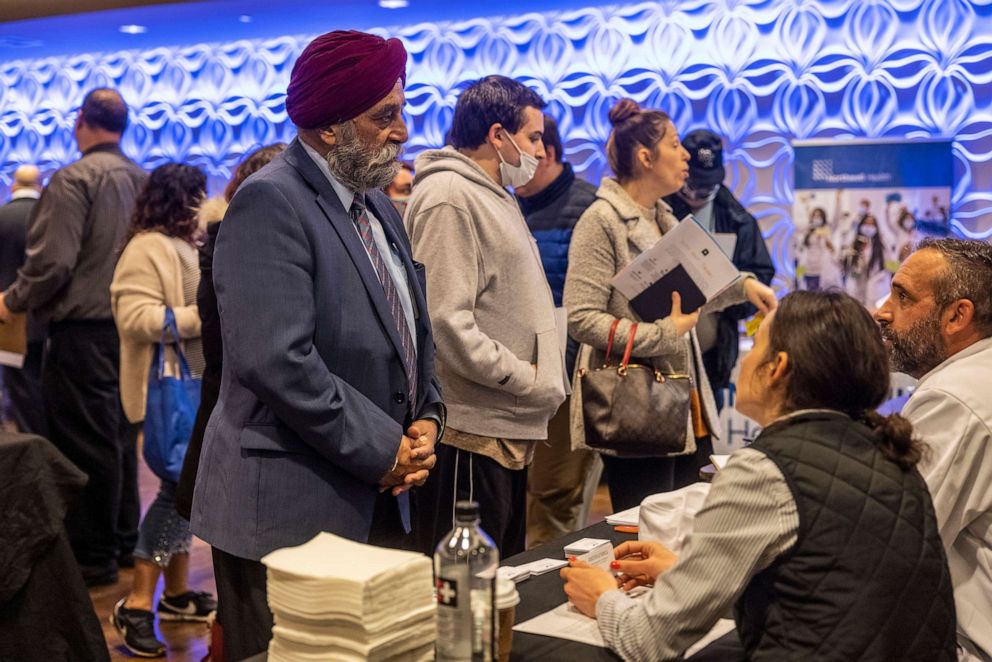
[191,139,443,560]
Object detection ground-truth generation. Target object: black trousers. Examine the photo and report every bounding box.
[3,340,48,437]
[211,547,271,662]
[601,436,714,512]
[212,490,410,660]
[414,442,528,558]
[42,320,137,567]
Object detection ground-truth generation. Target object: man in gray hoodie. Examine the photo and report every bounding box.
[407,76,567,556]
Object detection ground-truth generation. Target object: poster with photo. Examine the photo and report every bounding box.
[792,139,953,311]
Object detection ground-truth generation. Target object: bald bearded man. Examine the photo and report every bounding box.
[190,30,444,657]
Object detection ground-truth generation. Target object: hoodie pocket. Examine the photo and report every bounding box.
[521,328,566,413]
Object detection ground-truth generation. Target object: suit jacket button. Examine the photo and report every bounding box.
[393,392,406,404]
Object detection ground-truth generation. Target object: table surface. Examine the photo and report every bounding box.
[503,521,631,661]
[503,521,742,662]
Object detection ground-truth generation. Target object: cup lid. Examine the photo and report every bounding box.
[495,576,520,609]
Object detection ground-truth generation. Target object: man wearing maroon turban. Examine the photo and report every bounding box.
[190,30,444,659]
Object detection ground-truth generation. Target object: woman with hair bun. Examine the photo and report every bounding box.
[564,99,776,510]
[561,290,956,662]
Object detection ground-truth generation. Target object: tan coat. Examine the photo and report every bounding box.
[563,178,751,456]
[110,231,201,423]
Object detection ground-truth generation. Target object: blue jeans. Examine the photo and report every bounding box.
[134,479,192,566]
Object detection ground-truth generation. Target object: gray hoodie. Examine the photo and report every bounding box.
[407,147,567,443]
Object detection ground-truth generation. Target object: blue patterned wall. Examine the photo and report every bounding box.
[2,0,991,287]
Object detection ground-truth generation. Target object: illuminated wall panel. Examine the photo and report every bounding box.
[1,0,991,285]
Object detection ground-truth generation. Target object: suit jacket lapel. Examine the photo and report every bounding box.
[284,140,408,370]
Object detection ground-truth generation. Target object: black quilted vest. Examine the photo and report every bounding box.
[735,411,956,661]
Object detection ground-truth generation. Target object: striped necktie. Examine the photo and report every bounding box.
[350,196,418,409]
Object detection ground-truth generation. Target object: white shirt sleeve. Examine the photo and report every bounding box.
[904,386,992,555]
[595,448,799,661]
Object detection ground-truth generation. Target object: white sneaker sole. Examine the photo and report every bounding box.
[157,608,216,623]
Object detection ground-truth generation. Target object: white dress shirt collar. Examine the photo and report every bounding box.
[11,188,41,201]
[916,336,992,388]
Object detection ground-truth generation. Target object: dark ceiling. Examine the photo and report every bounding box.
[0,0,200,22]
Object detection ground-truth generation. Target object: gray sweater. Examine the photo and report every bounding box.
[407,147,567,442]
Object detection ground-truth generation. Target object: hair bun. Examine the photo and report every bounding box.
[608,98,641,126]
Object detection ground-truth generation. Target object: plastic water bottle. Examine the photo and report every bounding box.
[435,500,499,661]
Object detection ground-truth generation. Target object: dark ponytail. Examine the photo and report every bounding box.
[767,291,930,472]
[859,410,927,471]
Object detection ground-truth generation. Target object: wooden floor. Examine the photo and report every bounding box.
[94,457,613,661]
[95,459,215,661]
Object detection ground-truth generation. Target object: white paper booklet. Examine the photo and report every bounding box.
[611,216,740,320]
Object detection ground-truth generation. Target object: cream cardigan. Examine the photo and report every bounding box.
[111,231,201,423]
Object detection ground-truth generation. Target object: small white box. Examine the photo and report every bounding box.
[564,538,613,571]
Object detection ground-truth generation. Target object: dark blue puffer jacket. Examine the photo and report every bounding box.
[517,163,597,306]
[517,162,597,376]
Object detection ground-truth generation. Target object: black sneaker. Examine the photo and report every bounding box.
[111,597,165,658]
[157,591,217,622]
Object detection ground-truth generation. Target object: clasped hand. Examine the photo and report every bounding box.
[379,419,438,497]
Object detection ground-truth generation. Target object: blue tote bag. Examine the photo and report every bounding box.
[143,308,201,483]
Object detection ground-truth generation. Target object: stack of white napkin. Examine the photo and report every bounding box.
[262,532,436,661]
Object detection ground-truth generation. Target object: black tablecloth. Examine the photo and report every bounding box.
[0,432,110,661]
[504,521,743,661]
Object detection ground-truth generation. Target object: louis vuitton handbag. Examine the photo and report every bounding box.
[579,319,691,456]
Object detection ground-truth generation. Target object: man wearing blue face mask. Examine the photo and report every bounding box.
[665,129,775,410]
[406,76,568,557]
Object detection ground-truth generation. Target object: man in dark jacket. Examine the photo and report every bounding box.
[0,165,47,437]
[0,90,147,586]
[515,115,600,546]
[665,129,775,410]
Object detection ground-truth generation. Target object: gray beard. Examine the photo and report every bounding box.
[325,122,402,193]
[881,315,948,378]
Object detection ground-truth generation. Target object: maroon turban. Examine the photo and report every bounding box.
[285,30,407,129]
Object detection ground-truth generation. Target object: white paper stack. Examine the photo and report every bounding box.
[262,532,436,662]
[605,505,640,527]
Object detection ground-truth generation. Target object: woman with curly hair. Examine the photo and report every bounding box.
[109,162,216,658]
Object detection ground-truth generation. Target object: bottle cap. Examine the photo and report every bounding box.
[454,500,480,522]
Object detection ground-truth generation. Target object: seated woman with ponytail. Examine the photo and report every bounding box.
[561,290,957,661]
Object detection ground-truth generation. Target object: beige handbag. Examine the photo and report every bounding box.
[578,319,692,457]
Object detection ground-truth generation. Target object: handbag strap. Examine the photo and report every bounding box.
[155,308,193,380]
[604,318,622,366]
[620,322,638,369]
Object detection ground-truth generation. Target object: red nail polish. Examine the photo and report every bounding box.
[610,560,620,570]
[568,555,577,562]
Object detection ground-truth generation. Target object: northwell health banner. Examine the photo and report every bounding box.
[715,139,953,453]
[791,139,953,309]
